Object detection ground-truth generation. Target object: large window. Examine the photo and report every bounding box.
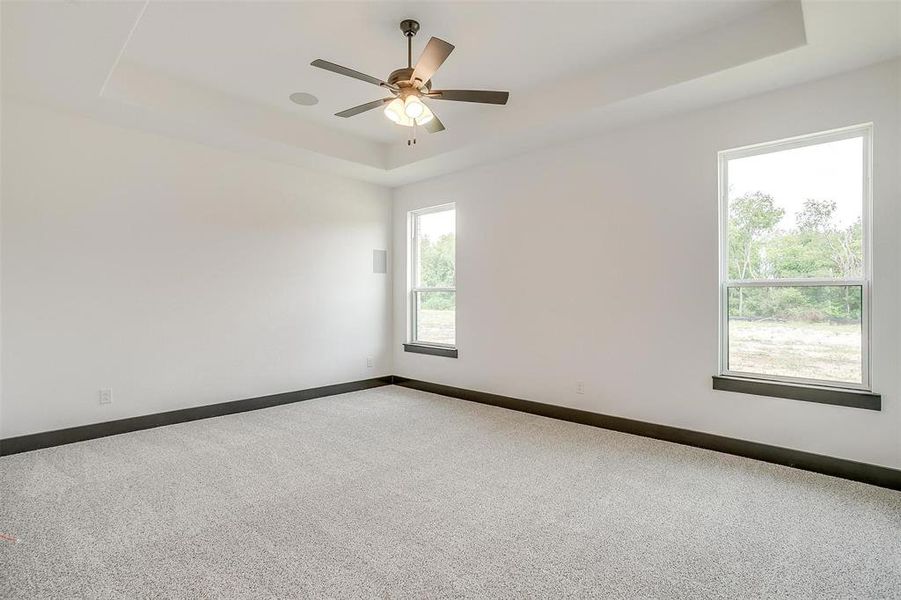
[719,125,871,389]
[409,204,455,349]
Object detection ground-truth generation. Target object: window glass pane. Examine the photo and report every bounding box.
[727,286,862,384]
[727,137,863,279]
[416,291,455,346]
[415,209,455,288]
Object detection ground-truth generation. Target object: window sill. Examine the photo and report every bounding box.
[712,375,880,411]
[403,344,458,359]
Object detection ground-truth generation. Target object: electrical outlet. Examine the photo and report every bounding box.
[576,381,585,395]
[99,389,113,405]
[366,356,374,368]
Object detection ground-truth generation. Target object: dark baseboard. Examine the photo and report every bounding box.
[4,374,899,491]
[0,376,393,456]
[393,377,901,491]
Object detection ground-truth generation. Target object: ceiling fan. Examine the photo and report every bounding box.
[309,19,509,144]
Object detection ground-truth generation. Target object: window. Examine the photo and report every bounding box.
[719,125,871,390]
[408,204,455,352]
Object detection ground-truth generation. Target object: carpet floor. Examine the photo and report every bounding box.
[1,385,900,599]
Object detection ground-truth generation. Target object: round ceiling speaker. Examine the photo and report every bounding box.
[289,92,319,106]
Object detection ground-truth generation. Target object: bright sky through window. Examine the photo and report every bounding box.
[728,137,863,229]
[416,209,455,242]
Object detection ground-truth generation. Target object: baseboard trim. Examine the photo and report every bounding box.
[4,375,899,491]
[392,377,901,491]
[0,376,393,456]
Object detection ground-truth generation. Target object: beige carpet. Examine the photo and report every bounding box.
[2,385,900,599]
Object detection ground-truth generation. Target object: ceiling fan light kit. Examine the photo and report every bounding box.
[309,19,510,145]
[384,97,434,126]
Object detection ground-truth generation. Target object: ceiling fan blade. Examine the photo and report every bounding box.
[311,59,389,88]
[424,111,445,133]
[411,37,454,85]
[335,98,393,118]
[427,90,509,105]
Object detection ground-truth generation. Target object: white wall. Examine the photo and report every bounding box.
[4,60,899,470]
[393,59,901,469]
[1,101,392,438]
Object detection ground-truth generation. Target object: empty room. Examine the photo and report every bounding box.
[1,1,900,598]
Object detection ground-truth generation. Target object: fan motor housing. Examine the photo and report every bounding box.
[388,68,432,92]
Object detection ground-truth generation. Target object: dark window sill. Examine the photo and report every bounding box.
[403,344,458,358]
[712,375,880,411]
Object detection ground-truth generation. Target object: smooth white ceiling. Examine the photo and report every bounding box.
[2,1,899,186]
[123,1,777,144]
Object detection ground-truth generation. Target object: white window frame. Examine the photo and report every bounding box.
[717,123,873,390]
[408,203,456,348]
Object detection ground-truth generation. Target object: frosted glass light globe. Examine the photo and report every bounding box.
[384,98,406,124]
[404,96,425,119]
[384,97,433,127]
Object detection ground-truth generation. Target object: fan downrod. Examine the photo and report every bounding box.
[400,19,420,68]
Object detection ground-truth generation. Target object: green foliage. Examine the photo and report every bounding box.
[728,192,784,280]
[419,291,455,311]
[796,198,836,232]
[728,194,863,322]
[728,286,861,322]
[419,233,455,310]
